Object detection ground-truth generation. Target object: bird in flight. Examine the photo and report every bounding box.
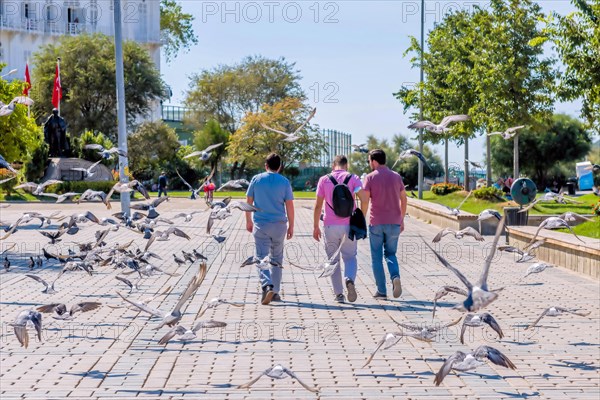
[84,144,127,159]
[408,114,470,134]
[183,143,223,162]
[261,107,317,142]
[487,125,525,140]
[526,306,590,330]
[237,364,318,393]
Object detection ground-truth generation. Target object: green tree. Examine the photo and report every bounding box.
[160,0,198,63]
[227,98,324,173]
[30,34,165,142]
[0,68,43,186]
[490,114,591,187]
[127,121,181,181]
[76,131,115,166]
[395,1,556,184]
[537,0,600,131]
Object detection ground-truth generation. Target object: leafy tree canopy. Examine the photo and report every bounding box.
[127,121,181,181]
[160,0,198,63]
[30,34,165,142]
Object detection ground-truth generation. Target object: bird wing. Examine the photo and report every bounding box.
[421,238,473,291]
[25,274,50,291]
[481,313,504,338]
[171,263,207,314]
[460,227,484,241]
[439,114,470,127]
[506,125,525,134]
[284,367,319,393]
[555,219,585,242]
[432,228,454,243]
[291,107,317,134]
[166,227,191,240]
[84,144,104,151]
[88,159,103,172]
[228,201,259,212]
[13,182,38,192]
[526,308,549,330]
[561,308,591,317]
[36,303,63,313]
[407,120,435,130]
[116,292,165,318]
[474,346,516,369]
[456,190,473,210]
[70,302,102,315]
[183,151,203,159]
[476,216,505,290]
[40,179,63,189]
[237,371,266,389]
[13,324,29,348]
[327,235,347,263]
[363,334,395,367]
[459,316,471,344]
[192,320,227,332]
[115,275,133,288]
[203,142,223,153]
[70,167,89,173]
[497,245,524,255]
[175,169,194,191]
[434,351,466,386]
[158,325,186,345]
[261,123,291,136]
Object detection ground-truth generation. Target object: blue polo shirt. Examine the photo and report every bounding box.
[246,171,293,224]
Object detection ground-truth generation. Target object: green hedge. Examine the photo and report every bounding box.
[431,183,463,196]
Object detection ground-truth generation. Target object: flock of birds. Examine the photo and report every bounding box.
[1,102,598,392]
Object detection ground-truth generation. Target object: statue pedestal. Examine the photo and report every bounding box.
[43,158,113,182]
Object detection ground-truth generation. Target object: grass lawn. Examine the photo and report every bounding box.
[556,220,600,239]
[147,191,317,199]
[420,190,598,216]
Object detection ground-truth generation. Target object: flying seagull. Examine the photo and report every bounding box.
[39,192,81,203]
[158,320,227,345]
[183,143,223,161]
[0,153,18,174]
[443,190,472,215]
[288,235,346,278]
[25,274,60,294]
[363,317,462,367]
[526,306,590,330]
[497,240,544,263]
[144,226,190,252]
[421,217,506,312]
[130,196,169,219]
[36,302,101,320]
[391,149,430,170]
[408,114,470,134]
[466,159,483,169]
[527,217,584,245]
[84,144,127,159]
[175,167,214,199]
[14,180,63,196]
[522,262,554,279]
[117,262,207,330]
[107,180,150,201]
[434,345,516,386]
[78,189,111,209]
[0,96,34,117]
[432,227,484,243]
[207,199,258,234]
[237,364,318,393]
[261,107,317,142]
[351,143,368,153]
[460,313,504,344]
[198,297,243,318]
[487,126,525,140]
[10,310,42,348]
[70,159,103,179]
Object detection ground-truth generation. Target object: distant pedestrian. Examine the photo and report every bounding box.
[313,155,367,303]
[204,178,216,202]
[245,153,295,305]
[157,171,168,197]
[363,149,408,299]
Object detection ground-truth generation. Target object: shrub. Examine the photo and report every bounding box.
[25,142,49,181]
[592,200,600,217]
[473,186,505,201]
[431,183,463,195]
[46,181,116,196]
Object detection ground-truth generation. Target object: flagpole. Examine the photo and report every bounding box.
[25,60,30,117]
[56,57,61,115]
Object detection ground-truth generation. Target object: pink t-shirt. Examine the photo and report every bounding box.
[316,170,362,226]
[363,166,405,226]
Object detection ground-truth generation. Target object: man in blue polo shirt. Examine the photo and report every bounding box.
[245,153,295,305]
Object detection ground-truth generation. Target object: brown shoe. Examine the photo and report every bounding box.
[261,285,274,305]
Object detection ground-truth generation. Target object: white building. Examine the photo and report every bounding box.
[0,0,162,116]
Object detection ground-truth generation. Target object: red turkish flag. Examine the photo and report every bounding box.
[23,62,31,96]
[51,63,62,109]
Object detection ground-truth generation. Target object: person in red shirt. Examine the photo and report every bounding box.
[362,149,407,300]
[204,179,216,202]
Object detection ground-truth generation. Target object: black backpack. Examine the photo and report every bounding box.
[326,174,354,218]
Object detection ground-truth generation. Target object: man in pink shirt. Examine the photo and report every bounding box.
[363,149,407,299]
[313,155,368,303]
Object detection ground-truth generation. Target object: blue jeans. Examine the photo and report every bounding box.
[158,187,167,197]
[253,221,287,293]
[368,224,401,295]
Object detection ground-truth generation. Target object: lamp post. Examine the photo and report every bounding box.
[113,0,130,213]
[417,0,425,199]
[0,69,17,78]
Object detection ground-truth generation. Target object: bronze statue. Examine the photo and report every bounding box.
[44,108,69,157]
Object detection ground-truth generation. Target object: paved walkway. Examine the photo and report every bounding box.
[0,198,598,399]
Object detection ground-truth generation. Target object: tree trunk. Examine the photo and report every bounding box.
[230,161,238,181]
[464,137,469,191]
[237,160,246,179]
[513,135,519,180]
[444,138,449,184]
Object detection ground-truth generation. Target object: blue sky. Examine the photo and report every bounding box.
[161,1,583,165]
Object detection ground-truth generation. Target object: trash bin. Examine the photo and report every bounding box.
[504,207,528,226]
[566,182,576,195]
